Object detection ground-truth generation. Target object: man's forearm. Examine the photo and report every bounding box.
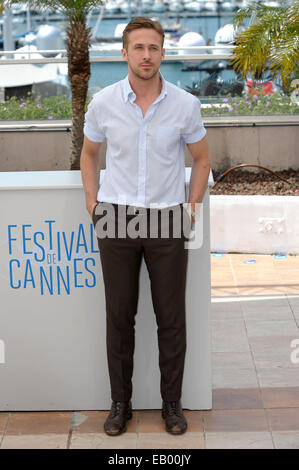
[80,150,101,210]
[188,157,210,212]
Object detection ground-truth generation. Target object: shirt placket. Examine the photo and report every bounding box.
[130,91,165,207]
[136,120,147,206]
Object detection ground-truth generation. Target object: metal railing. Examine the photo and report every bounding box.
[0,46,235,64]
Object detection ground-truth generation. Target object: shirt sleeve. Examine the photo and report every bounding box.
[181,97,206,144]
[83,97,106,142]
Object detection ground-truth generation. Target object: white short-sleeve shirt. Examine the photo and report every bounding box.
[84,73,206,208]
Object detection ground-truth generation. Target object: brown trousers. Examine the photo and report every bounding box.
[92,202,189,402]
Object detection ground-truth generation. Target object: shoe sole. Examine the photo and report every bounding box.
[104,410,133,436]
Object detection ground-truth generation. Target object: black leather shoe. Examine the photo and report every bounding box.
[104,400,132,436]
[162,400,187,435]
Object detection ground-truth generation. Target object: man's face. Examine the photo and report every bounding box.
[121,28,165,81]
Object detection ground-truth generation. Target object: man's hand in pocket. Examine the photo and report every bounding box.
[88,201,98,219]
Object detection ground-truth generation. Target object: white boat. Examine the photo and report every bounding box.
[151,1,167,14]
[204,1,218,13]
[120,2,138,15]
[92,23,179,54]
[11,2,27,16]
[12,2,41,17]
[168,2,185,13]
[163,20,182,34]
[231,0,241,11]
[263,1,280,7]
[219,1,238,13]
[105,1,121,15]
[184,2,204,13]
[141,0,154,13]
[240,0,254,6]
[233,0,244,9]
[114,23,128,39]
[212,23,245,55]
[0,24,70,100]
[0,45,69,100]
[178,31,206,64]
[199,0,208,11]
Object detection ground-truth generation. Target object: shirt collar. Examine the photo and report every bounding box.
[122,72,168,104]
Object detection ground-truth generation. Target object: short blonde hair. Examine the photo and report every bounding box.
[122,17,165,50]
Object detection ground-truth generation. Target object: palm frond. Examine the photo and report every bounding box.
[233,1,287,28]
[270,34,299,80]
[285,0,299,27]
[231,0,299,89]
[2,0,103,21]
[231,12,284,77]
[32,0,103,21]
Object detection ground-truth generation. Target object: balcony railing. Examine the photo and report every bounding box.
[0,45,235,63]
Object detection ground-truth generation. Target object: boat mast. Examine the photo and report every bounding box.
[26,1,31,33]
[128,0,132,22]
[3,4,14,58]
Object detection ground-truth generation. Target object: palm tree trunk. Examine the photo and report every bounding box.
[66,20,91,170]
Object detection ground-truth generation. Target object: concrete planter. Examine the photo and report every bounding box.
[0,115,298,172]
[210,195,299,254]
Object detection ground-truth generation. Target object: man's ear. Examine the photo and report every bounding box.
[162,47,165,60]
[121,48,128,61]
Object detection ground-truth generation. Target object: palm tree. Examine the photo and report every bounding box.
[2,0,103,169]
[231,0,299,94]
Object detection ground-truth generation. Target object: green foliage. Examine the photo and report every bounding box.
[201,90,299,117]
[31,0,103,22]
[1,90,298,121]
[231,0,299,92]
[0,93,76,120]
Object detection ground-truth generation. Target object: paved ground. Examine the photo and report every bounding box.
[0,253,298,449]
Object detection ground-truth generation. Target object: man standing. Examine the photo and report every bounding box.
[80,17,210,436]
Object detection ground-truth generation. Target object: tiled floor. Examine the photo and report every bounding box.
[1,254,298,449]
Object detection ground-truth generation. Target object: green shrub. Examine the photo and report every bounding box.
[0,93,79,120]
[201,90,299,116]
[0,89,298,120]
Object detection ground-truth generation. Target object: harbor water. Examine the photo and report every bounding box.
[87,15,237,93]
